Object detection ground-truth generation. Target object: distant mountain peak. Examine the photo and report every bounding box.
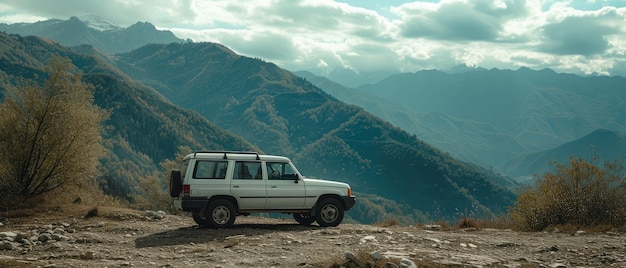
[445,64,487,74]
[128,21,157,31]
[0,16,184,53]
[78,15,120,31]
[580,128,622,143]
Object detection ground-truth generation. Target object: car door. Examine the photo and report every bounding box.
[230,161,266,210]
[265,161,306,209]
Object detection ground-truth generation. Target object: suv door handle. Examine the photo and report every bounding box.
[233,185,239,188]
[271,186,277,188]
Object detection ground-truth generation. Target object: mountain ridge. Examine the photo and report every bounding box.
[0,16,186,54]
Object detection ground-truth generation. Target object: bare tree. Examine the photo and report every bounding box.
[0,56,109,204]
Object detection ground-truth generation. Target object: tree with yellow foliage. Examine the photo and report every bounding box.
[0,56,109,205]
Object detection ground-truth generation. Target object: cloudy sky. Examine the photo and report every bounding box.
[1,0,625,77]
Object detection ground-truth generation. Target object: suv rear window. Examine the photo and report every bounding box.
[193,160,228,179]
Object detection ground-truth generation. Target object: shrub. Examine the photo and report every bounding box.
[457,217,478,229]
[133,146,191,213]
[85,207,99,218]
[511,157,626,231]
[0,56,108,205]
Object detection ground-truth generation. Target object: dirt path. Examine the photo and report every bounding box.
[1,207,624,267]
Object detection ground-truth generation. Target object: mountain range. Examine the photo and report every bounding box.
[297,68,626,179]
[0,16,186,54]
[0,19,517,223]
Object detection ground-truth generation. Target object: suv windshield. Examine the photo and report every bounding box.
[266,162,298,180]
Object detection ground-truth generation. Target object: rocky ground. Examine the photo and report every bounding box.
[0,206,624,268]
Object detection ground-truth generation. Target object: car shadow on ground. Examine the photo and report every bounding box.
[135,221,320,248]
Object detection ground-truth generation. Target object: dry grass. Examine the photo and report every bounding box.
[0,257,36,268]
[456,215,514,230]
[0,180,132,225]
[2,204,154,227]
[372,218,399,227]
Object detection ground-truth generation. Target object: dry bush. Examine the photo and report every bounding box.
[511,157,626,231]
[84,207,99,218]
[464,215,514,230]
[132,173,175,213]
[133,146,191,214]
[457,217,478,229]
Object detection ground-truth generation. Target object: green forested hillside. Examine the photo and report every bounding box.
[113,42,517,219]
[0,33,256,199]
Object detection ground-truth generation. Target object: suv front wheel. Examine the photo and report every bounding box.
[205,199,236,228]
[315,198,344,227]
[293,213,315,226]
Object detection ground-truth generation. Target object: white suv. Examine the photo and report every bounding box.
[170,151,356,228]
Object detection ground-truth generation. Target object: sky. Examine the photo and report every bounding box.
[1,0,626,77]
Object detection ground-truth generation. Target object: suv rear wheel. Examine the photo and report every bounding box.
[205,199,236,228]
[315,198,344,227]
[192,210,211,226]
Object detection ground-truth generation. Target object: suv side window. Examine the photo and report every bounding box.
[234,161,262,180]
[193,160,228,179]
[266,162,298,180]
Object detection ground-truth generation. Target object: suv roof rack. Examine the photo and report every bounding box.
[193,150,260,160]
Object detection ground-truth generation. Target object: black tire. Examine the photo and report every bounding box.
[315,198,344,227]
[293,213,315,226]
[192,210,211,226]
[205,199,236,228]
[169,170,182,197]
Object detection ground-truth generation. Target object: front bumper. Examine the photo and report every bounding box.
[342,196,356,210]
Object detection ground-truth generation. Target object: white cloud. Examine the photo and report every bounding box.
[1,0,626,77]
